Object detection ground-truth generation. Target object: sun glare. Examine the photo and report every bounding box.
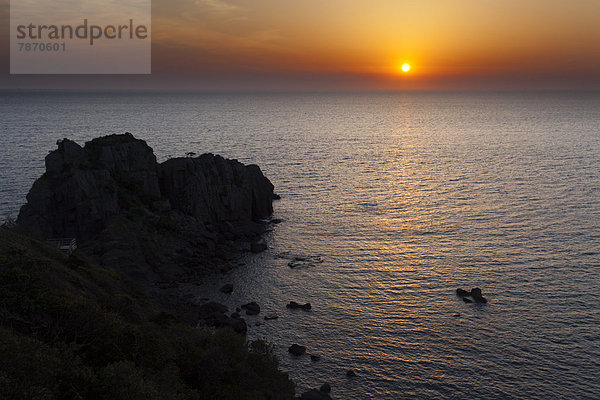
[402,64,410,72]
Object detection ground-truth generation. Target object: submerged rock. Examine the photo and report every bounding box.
[288,344,306,356]
[287,255,323,269]
[346,369,357,377]
[456,288,470,297]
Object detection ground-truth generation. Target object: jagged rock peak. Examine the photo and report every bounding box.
[17,133,274,242]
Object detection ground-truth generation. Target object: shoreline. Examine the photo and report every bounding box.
[1,133,302,399]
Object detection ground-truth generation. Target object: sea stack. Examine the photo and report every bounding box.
[16,133,275,284]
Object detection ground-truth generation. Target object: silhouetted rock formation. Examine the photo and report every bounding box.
[17,133,275,285]
[18,133,273,240]
[160,154,274,223]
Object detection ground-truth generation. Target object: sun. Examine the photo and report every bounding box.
[401,63,410,72]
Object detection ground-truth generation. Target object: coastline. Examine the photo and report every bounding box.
[1,133,300,399]
[3,92,598,399]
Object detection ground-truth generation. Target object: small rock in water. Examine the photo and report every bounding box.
[319,383,331,393]
[452,313,461,317]
[264,314,279,320]
[346,369,357,377]
[470,287,488,303]
[300,389,332,400]
[286,301,312,310]
[241,301,261,315]
[219,283,233,294]
[271,218,283,224]
[310,354,321,362]
[457,287,488,303]
[288,343,306,356]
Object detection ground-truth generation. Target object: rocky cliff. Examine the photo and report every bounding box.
[17,133,275,285]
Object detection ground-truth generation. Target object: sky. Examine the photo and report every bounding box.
[1,0,600,90]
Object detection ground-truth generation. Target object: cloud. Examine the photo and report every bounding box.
[194,0,239,14]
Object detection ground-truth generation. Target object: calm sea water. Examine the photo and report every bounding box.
[1,91,599,399]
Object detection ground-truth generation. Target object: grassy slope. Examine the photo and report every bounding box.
[0,228,295,400]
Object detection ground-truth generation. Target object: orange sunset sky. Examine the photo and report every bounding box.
[1,0,600,90]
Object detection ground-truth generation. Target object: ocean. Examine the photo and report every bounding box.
[1,91,599,399]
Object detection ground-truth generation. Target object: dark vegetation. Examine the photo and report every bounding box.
[0,228,295,400]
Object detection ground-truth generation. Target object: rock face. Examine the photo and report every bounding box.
[18,133,274,242]
[16,133,275,285]
[159,155,273,224]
